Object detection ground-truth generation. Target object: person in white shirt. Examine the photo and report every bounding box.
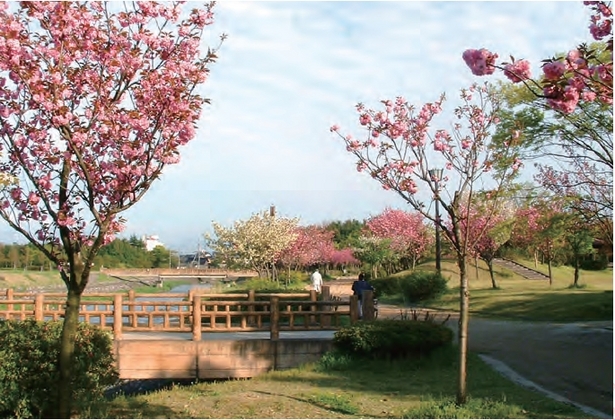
[310,268,323,293]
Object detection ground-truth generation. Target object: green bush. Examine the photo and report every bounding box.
[333,319,453,359]
[401,271,448,302]
[371,271,447,302]
[370,276,403,297]
[233,276,307,293]
[579,255,609,271]
[0,320,118,419]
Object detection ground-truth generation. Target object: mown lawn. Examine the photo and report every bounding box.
[97,346,591,419]
[390,259,613,322]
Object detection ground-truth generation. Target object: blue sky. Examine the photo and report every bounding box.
[1,1,594,253]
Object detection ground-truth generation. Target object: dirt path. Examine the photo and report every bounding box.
[325,279,614,417]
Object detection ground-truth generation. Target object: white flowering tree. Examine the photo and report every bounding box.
[206,209,298,280]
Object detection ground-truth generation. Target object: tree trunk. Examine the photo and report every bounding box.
[456,252,470,405]
[474,255,479,280]
[547,251,553,286]
[487,259,498,289]
[533,249,538,268]
[57,283,83,418]
[573,258,580,287]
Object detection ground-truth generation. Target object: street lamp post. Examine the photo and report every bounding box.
[428,168,443,274]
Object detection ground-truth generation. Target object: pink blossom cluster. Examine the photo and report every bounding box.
[332,82,522,200]
[462,1,612,114]
[0,2,218,258]
[366,208,432,260]
[279,226,341,268]
[462,49,498,76]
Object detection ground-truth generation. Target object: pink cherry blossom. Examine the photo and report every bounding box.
[503,59,531,83]
[462,48,498,76]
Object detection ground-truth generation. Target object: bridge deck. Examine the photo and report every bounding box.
[121,330,336,341]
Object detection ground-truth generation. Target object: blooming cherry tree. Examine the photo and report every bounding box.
[0,2,221,416]
[463,2,612,114]
[460,198,514,288]
[289,225,336,268]
[332,82,521,404]
[366,207,431,270]
[207,210,299,280]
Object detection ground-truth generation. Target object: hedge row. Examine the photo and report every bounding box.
[0,320,118,419]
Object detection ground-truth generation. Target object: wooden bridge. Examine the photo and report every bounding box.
[101,267,259,280]
[0,287,373,380]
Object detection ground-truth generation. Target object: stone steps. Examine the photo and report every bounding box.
[493,258,550,280]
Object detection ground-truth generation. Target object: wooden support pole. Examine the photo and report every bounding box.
[363,290,375,321]
[248,289,255,325]
[192,294,202,341]
[309,289,317,325]
[114,294,123,340]
[34,294,44,321]
[270,296,279,340]
[350,295,359,324]
[321,285,331,327]
[6,288,13,311]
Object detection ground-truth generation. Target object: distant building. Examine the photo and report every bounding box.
[143,235,164,251]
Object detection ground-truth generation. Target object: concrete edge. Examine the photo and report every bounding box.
[478,354,611,419]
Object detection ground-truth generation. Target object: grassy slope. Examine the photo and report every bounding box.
[99,346,590,419]
[413,259,613,322]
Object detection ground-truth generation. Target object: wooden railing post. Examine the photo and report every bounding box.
[350,295,359,324]
[192,294,202,341]
[128,289,135,301]
[270,296,279,340]
[309,289,317,325]
[6,288,13,311]
[362,290,375,321]
[34,294,44,321]
[248,290,255,325]
[113,294,123,340]
[321,285,331,327]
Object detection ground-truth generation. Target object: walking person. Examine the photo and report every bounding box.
[351,272,374,319]
[310,268,323,293]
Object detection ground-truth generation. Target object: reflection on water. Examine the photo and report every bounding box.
[169,284,212,294]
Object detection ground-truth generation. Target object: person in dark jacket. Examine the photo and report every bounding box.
[351,272,374,319]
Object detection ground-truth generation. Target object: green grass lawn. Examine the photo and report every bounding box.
[97,346,591,419]
[0,269,66,290]
[396,259,613,322]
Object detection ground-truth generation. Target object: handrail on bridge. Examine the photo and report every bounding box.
[0,287,367,341]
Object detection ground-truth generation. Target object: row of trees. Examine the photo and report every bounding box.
[204,189,608,286]
[0,236,179,270]
[205,207,435,281]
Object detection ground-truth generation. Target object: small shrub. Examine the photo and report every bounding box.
[316,350,355,372]
[401,271,448,302]
[333,319,453,359]
[0,319,118,419]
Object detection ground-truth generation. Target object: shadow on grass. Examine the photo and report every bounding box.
[95,397,181,419]
[251,390,388,418]
[474,290,613,322]
[261,346,591,419]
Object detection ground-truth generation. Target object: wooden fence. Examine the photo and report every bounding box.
[0,286,361,341]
